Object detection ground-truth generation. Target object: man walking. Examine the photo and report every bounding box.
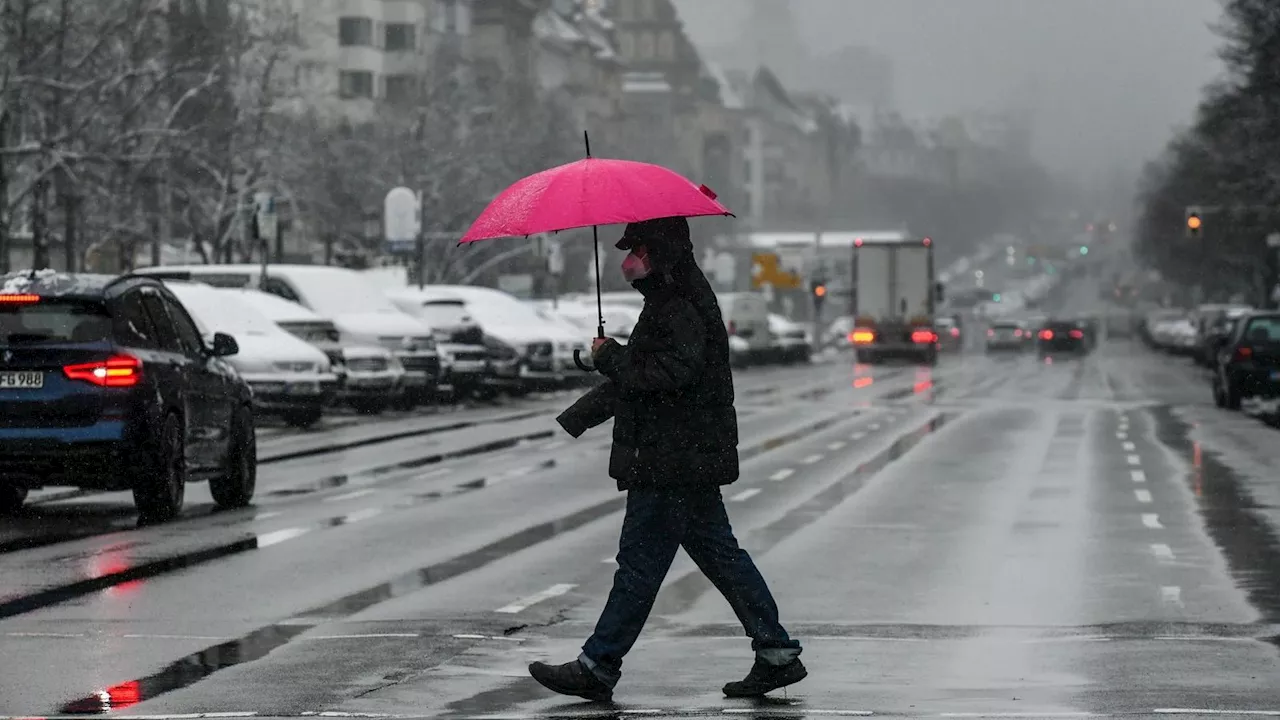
[528,217,805,701]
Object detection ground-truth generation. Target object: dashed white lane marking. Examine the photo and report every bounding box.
[543,440,567,451]
[311,633,419,639]
[1161,586,1184,607]
[256,527,310,547]
[324,488,375,503]
[1135,489,1153,504]
[730,488,762,502]
[939,714,1098,718]
[253,511,284,521]
[828,441,846,450]
[1151,543,1175,560]
[850,431,867,441]
[869,423,881,431]
[453,633,488,639]
[1126,454,1142,465]
[1142,513,1163,529]
[494,583,577,613]
[1131,469,1147,483]
[1116,431,1128,440]
[802,454,824,465]
[121,634,222,640]
[5,631,82,638]
[770,468,794,482]
[342,508,384,523]
[1122,441,1136,451]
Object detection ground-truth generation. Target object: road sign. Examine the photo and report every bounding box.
[384,187,419,253]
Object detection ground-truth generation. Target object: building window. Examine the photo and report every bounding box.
[657,30,674,59]
[385,23,415,51]
[339,70,375,99]
[385,74,416,104]
[637,31,654,59]
[434,0,467,34]
[338,16,373,46]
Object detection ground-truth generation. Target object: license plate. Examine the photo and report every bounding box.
[286,383,320,394]
[0,371,43,389]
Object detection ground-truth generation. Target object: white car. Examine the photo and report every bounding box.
[530,300,640,342]
[767,314,812,364]
[165,282,338,428]
[387,289,493,398]
[230,289,404,415]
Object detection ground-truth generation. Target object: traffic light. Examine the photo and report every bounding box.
[1185,206,1203,238]
[812,282,826,314]
[992,293,1002,302]
[1079,246,1089,256]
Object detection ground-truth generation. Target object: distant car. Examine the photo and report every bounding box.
[935,316,963,352]
[985,321,1028,352]
[1037,320,1089,358]
[0,272,255,521]
[165,282,338,428]
[1213,312,1280,410]
[766,314,812,364]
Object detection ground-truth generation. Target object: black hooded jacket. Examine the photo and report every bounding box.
[555,217,739,490]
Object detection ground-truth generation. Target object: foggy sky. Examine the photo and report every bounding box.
[672,0,1224,182]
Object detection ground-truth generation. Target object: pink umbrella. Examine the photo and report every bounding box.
[460,133,733,368]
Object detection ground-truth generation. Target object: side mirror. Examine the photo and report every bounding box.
[211,332,239,357]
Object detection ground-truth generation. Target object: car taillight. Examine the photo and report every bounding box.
[1014,329,1024,337]
[1040,330,1054,340]
[1069,329,1084,339]
[911,330,936,344]
[63,355,142,387]
[987,329,995,337]
[0,293,39,304]
[851,329,875,344]
[1235,346,1253,361]
[949,327,960,337]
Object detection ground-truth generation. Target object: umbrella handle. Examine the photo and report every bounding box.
[573,349,595,372]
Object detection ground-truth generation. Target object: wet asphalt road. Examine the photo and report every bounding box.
[4,282,1280,719]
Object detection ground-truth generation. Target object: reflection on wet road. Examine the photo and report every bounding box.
[4,334,1280,719]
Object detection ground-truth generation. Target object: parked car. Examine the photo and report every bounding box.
[231,288,403,415]
[131,265,441,408]
[717,292,772,367]
[165,282,338,428]
[0,272,255,521]
[398,286,590,394]
[1195,305,1253,367]
[766,314,812,364]
[1212,312,1280,410]
[935,316,963,352]
[387,289,492,399]
[532,299,640,343]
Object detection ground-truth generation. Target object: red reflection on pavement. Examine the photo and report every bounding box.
[913,380,933,393]
[90,551,143,596]
[106,681,141,709]
[854,376,873,389]
[1193,441,1203,497]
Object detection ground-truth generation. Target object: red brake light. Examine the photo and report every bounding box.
[64,355,142,387]
[1069,329,1084,339]
[0,293,39,304]
[1235,346,1253,361]
[949,327,960,337]
[1014,329,1024,337]
[1040,330,1054,340]
[987,329,995,337]
[911,329,936,344]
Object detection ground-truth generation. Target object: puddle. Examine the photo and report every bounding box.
[1150,406,1280,627]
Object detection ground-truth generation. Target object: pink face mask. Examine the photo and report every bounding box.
[621,249,652,283]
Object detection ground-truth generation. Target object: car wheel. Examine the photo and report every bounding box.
[211,405,256,509]
[283,406,324,428]
[1212,377,1227,408]
[133,413,185,523]
[0,484,27,516]
[1222,376,1242,410]
[351,397,389,415]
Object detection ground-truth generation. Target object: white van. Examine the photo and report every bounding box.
[717,292,771,366]
[131,265,442,407]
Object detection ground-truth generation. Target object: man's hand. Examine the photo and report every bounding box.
[591,337,609,357]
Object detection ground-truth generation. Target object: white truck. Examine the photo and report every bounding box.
[849,235,943,365]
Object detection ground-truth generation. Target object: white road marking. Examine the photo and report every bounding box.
[311,633,419,639]
[1135,489,1153,503]
[256,527,310,547]
[770,468,795,482]
[802,454,824,465]
[1131,469,1147,483]
[1142,513,1163,529]
[939,714,1099,718]
[452,633,488,639]
[1126,454,1142,465]
[869,423,881,431]
[1151,543,1175,560]
[543,440,567,451]
[1122,441,1136,451]
[850,431,867,441]
[731,489,762,502]
[324,489,375,503]
[342,508,383,523]
[494,583,577,613]
[253,511,284,521]
[827,441,846,450]
[1161,586,1184,607]
[121,634,222,640]
[1116,432,1127,440]
[5,631,83,638]
[415,467,452,480]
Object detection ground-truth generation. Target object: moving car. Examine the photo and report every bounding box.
[1036,319,1089,358]
[986,321,1029,353]
[231,288,403,415]
[165,282,338,428]
[0,272,255,520]
[131,265,441,408]
[767,314,812,365]
[935,316,963,352]
[1212,312,1280,410]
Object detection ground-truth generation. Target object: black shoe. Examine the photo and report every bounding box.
[723,658,807,698]
[529,660,614,702]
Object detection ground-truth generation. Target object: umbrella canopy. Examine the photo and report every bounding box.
[460,157,732,243]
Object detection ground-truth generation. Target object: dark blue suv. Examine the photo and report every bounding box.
[0,272,256,522]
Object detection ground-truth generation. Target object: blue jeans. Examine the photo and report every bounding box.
[580,486,802,688]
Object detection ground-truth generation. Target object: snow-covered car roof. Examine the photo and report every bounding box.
[225,288,325,324]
